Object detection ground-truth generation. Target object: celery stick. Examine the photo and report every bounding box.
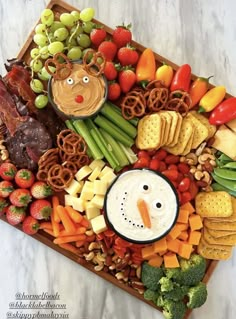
[73,120,103,160]
[94,115,134,147]
[100,102,137,138]
[118,142,138,164]
[90,128,119,170]
[107,102,139,127]
[99,128,129,168]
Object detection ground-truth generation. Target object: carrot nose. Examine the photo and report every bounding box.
[137,198,151,228]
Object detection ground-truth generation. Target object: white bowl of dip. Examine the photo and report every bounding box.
[104,168,179,244]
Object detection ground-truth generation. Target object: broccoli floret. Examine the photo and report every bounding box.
[186,282,208,309]
[162,299,187,319]
[156,295,165,308]
[165,254,206,286]
[163,283,189,301]
[144,289,159,303]
[141,262,164,291]
[159,277,174,292]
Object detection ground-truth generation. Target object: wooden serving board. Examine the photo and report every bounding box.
[0,0,221,318]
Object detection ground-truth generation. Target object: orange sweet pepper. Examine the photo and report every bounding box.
[136,48,156,82]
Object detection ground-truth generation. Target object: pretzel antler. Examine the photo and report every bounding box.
[83,49,106,77]
[45,52,73,80]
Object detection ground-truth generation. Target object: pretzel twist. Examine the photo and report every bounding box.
[144,87,169,112]
[57,129,87,155]
[47,164,73,192]
[166,90,192,116]
[83,49,106,76]
[121,88,146,120]
[45,52,73,80]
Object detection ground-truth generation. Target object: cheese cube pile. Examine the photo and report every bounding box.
[64,159,116,234]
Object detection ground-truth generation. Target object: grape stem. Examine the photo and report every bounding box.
[68,21,81,48]
[45,28,52,44]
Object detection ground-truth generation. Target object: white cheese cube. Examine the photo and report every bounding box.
[100,170,116,186]
[85,202,101,220]
[80,181,94,200]
[70,197,86,212]
[89,159,105,171]
[90,194,105,209]
[99,166,114,178]
[64,194,77,206]
[75,165,92,181]
[88,167,101,182]
[93,180,108,195]
[91,215,107,234]
[64,179,83,196]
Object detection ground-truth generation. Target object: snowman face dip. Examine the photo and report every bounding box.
[104,169,179,244]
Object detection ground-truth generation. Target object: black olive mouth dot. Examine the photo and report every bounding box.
[156,202,162,208]
[143,185,149,190]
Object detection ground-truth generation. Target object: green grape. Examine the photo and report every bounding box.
[41,9,54,26]
[80,8,95,22]
[38,66,56,81]
[67,46,82,60]
[54,27,69,41]
[30,79,44,93]
[33,34,49,47]
[35,23,47,35]
[48,41,64,55]
[82,21,94,34]
[77,34,91,48]
[60,13,75,27]
[30,59,43,72]
[70,25,83,36]
[39,46,50,59]
[30,48,40,59]
[66,37,77,48]
[71,10,80,21]
[35,95,48,109]
[50,21,65,33]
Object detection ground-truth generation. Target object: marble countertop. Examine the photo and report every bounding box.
[0,0,236,318]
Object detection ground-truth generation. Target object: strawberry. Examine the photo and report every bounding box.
[98,41,117,61]
[0,180,14,198]
[118,68,137,93]
[30,199,52,220]
[15,169,35,189]
[108,82,121,101]
[0,198,8,216]
[31,181,53,199]
[6,205,26,225]
[22,216,40,235]
[90,27,107,47]
[9,189,32,207]
[117,46,139,66]
[112,24,132,48]
[104,62,118,81]
[0,162,17,181]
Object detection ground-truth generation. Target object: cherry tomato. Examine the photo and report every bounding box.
[178,177,191,192]
[152,149,167,161]
[177,162,190,174]
[149,158,160,170]
[133,157,150,168]
[159,161,167,172]
[176,172,184,183]
[162,169,179,181]
[189,180,199,200]
[181,191,192,205]
[138,150,150,160]
[165,154,180,164]
[168,164,178,171]
[171,181,178,189]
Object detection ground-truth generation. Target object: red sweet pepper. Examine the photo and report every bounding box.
[170,64,192,92]
[209,97,236,125]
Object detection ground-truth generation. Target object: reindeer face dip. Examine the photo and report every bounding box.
[104,169,179,244]
[47,51,107,119]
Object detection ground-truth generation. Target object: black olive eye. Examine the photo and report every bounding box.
[140,183,151,193]
[152,200,164,210]
[143,185,149,190]
[156,202,162,208]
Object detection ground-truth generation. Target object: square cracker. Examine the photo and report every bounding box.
[159,112,171,146]
[186,113,208,149]
[181,127,195,155]
[203,227,236,245]
[136,114,162,150]
[204,219,236,231]
[207,197,236,222]
[207,228,236,238]
[165,111,182,147]
[160,116,167,147]
[168,112,183,147]
[190,110,216,139]
[195,191,233,218]
[164,117,193,155]
[197,236,232,260]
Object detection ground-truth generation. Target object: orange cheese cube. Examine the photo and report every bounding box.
[148,255,163,267]
[164,253,180,268]
[153,237,167,253]
[167,238,182,253]
[159,249,168,256]
[167,225,182,240]
[180,201,195,214]
[178,242,193,259]
[141,245,155,259]
[176,223,189,231]
[177,209,190,224]
[178,230,189,241]
[188,230,202,245]
[189,214,203,231]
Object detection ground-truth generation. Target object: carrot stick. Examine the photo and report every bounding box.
[53,234,86,244]
[65,206,83,223]
[56,205,76,233]
[42,228,55,237]
[51,209,60,237]
[137,199,151,228]
[39,222,53,230]
[80,217,90,228]
[75,240,86,247]
[58,243,79,255]
[52,196,60,223]
[58,226,87,237]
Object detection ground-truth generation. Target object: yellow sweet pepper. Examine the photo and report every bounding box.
[155,63,174,87]
[198,86,226,112]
